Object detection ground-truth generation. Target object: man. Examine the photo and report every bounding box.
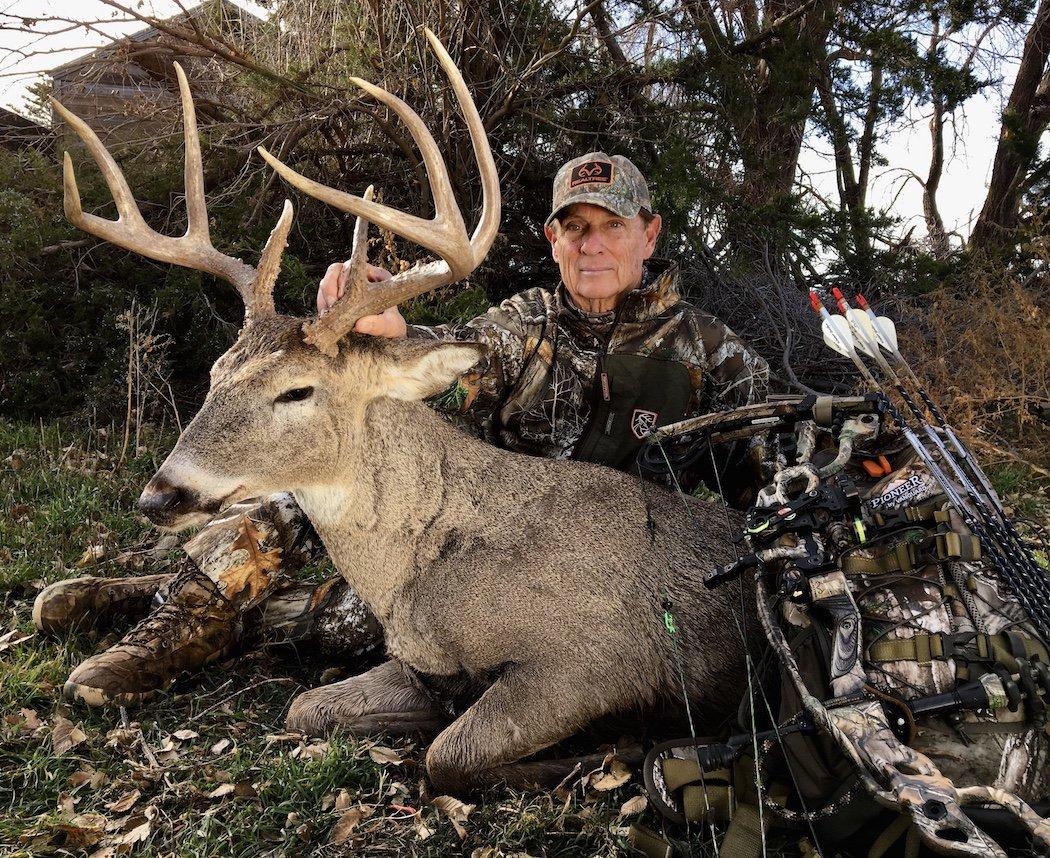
[37,152,769,715]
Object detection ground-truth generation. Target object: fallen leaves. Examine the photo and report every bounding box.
[55,812,106,849]
[367,745,404,765]
[432,795,475,840]
[587,757,632,792]
[223,516,282,601]
[0,628,34,653]
[51,715,88,755]
[76,544,107,567]
[105,789,140,814]
[328,805,374,845]
[619,794,647,816]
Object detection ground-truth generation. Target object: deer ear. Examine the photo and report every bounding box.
[382,340,484,401]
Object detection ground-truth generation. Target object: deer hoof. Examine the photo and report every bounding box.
[285,658,448,737]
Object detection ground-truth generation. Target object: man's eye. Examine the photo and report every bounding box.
[274,386,314,404]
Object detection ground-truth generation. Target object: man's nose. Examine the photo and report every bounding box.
[579,231,605,254]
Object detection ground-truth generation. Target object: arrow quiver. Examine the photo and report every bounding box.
[636,395,1050,858]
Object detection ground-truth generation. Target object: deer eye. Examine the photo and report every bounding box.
[274,386,314,405]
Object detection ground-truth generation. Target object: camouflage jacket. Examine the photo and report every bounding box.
[411,258,769,468]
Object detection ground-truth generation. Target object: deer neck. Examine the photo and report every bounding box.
[292,396,497,613]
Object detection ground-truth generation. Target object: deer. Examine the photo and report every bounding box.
[52,31,753,795]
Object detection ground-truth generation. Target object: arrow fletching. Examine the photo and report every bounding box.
[846,308,878,357]
[822,315,855,358]
[856,294,898,351]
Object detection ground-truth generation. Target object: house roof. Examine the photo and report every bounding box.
[49,0,262,78]
[0,106,47,131]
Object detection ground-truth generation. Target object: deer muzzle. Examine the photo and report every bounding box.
[138,473,224,530]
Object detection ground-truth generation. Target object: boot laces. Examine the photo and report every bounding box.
[122,564,228,649]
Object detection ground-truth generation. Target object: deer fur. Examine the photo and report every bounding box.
[140,316,753,794]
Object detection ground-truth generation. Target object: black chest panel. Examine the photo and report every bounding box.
[571,353,693,471]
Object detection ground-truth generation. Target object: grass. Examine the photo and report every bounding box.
[2,417,1046,857]
[0,419,641,856]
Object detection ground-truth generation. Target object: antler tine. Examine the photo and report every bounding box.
[261,29,501,352]
[251,199,295,318]
[51,66,286,322]
[423,28,500,258]
[174,62,209,243]
[302,186,374,355]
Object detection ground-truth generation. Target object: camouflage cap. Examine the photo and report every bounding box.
[545,152,652,227]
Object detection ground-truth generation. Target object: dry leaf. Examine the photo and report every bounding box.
[208,783,236,799]
[301,740,330,760]
[225,516,282,601]
[210,738,233,755]
[68,768,96,788]
[171,728,199,741]
[57,813,106,848]
[368,745,403,765]
[334,789,353,812]
[52,716,88,755]
[414,814,435,840]
[88,847,117,858]
[76,545,107,567]
[432,795,475,840]
[57,792,76,814]
[19,708,42,731]
[589,758,631,791]
[0,629,33,652]
[328,805,373,845]
[619,795,647,816]
[114,818,151,846]
[106,789,141,813]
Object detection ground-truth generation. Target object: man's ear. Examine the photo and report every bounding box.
[643,213,662,256]
[544,222,560,264]
[381,340,485,401]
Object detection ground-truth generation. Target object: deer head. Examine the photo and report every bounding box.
[55,31,500,530]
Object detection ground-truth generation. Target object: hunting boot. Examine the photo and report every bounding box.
[32,573,174,636]
[64,561,238,706]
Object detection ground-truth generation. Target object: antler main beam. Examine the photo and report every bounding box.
[258,28,502,355]
[53,63,291,323]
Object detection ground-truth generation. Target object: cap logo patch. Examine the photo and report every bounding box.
[569,160,614,188]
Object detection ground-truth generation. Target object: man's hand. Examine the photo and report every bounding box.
[317,261,408,338]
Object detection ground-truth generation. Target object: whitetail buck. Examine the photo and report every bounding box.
[54,32,751,794]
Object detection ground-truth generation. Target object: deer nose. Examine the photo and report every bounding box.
[138,478,190,523]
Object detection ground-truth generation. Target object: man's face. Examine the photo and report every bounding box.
[544,203,662,312]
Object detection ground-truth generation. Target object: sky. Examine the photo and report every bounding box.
[0,0,1035,244]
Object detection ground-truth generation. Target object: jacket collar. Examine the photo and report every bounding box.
[555,258,681,337]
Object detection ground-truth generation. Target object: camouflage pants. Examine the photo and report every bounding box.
[165,493,382,660]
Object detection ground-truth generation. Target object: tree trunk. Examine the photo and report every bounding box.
[924,95,951,258]
[969,0,1050,253]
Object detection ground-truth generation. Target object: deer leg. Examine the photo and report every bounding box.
[286,657,451,738]
[425,663,608,794]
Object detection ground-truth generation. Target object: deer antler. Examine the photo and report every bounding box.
[52,62,292,323]
[257,28,501,356]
